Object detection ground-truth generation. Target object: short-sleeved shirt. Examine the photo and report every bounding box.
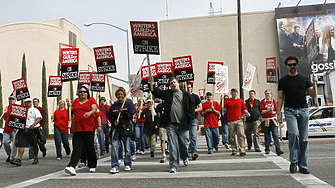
[260,99,277,118]
[100,103,110,125]
[53,108,69,132]
[26,107,42,128]
[224,98,247,123]
[170,90,184,124]
[72,98,97,133]
[202,101,221,128]
[190,93,201,119]
[278,74,312,109]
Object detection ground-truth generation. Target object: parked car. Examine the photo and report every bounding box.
[281,106,335,139]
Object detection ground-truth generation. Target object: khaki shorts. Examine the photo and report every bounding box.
[159,127,168,141]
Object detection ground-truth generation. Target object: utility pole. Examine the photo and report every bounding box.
[237,0,244,99]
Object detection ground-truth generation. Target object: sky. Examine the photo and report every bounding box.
[1,0,334,86]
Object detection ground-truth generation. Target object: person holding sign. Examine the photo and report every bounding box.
[108,87,135,174]
[151,77,194,173]
[65,86,98,176]
[11,98,42,166]
[201,92,221,154]
[2,96,18,162]
[51,100,71,160]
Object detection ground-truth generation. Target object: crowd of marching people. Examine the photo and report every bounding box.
[2,56,316,175]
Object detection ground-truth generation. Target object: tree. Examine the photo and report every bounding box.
[21,53,27,105]
[42,61,49,137]
[0,70,3,127]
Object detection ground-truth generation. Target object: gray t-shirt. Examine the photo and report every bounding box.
[170,90,184,124]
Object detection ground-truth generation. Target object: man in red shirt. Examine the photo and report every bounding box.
[224,88,250,156]
[201,92,221,154]
[98,97,111,154]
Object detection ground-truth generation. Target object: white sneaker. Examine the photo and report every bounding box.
[169,168,177,173]
[78,163,86,168]
[65,167,76,176]
[56,158,61,160]
[89,168,96,173]
[140,151,145,155]
[131,155,136,161]
[183,158,189,166]
[109,168,119,174]
[124,166,131,171]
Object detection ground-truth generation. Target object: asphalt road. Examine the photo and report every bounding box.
[0,135,334,188]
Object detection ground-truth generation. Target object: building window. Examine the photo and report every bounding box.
[69,31,77,47]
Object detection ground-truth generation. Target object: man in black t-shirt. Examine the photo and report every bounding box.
[277,56,317,174]
[186,83,202,160]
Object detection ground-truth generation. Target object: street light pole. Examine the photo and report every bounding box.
[84,22,131,75]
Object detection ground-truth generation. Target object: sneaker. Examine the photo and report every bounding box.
[66,154,71,158]
[222,140,225,145]
[96,153,100,159]
[100,151,105,156]
[56,158,61,160]
[32,158,39,164]
[214,146,219,151]
[10,159,21,166]
[65,166,76,176]
[140,151,145,155]
[124,166,131,171]
[270,142,274,146]
[42,152,47,158]
[169,168,177,173]
[136,150,140,154]
[208,150,213,154]
[89,168,96,173]
[160,156,167,163]
[299,168,310,174]
[289,162,298,173]
[231,152,237,156]
[183,158,189,166]
[109,168,119,174]
[240,152,246,156]
[277,150,284,156]
[131,155,136,161]
[255,148,262,152]
[191,153,198,160]
[224,143,230,149]
[28,158,34,162]
[247,147,252,151]
[6,156,10,162]
[265,150,270,154]
[166,150,169,154]
[150,151,154,157]
[78,163,86,168]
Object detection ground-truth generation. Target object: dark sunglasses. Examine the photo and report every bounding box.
[79,90,87,93]
[287,63,297,67]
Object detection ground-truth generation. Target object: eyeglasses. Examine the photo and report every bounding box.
[79,90,87,93]
[287,63,297,67]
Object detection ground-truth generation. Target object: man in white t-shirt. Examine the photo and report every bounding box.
[10,98,42,166]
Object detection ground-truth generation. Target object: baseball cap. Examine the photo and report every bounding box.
[24,98,32,103]
[8,95,16,100]
[231,88,238,92]
[206,92,212,96]
[146,99,153,103]
[100,97,106,101]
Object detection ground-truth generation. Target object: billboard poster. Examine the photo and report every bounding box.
[5,104,28,130]
[275,3,335,76]
[128,74,143,97]
[242,63,256,91]
[12,78,30,101]
[172,55,194,82]
[47,76,62,97]
[130,21,160,55]
[60,48,79,82]
[266,57,277,83]
[215,64,229,93]
[90,73,105,92]
[207,61,224,84]
[94,45,117,74]
[156,62,173,89]
[77,72,91,94]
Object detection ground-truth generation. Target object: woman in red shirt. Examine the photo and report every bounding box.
[52,100,70,160]
[65,86,97,176]
[260,90,284,156]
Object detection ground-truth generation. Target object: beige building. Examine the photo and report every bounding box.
[160,11,279,100]
[0,18,118,134]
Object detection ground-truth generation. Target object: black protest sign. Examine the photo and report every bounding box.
[12,78,30,101]
[156,62,173,87]
[172,55,194,82]
[61,48,79,82]
[130,21,160,55]
[140,64,157,92]
[48,76,62,97]
[207,61,224,84]
[266,57,277,83]
[90,73,105,92]
[94,45,117,74]
[77,72,91,94]
[5,104,28,130]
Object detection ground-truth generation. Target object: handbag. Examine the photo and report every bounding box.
[36,127,46,144]
[122,120,134,137]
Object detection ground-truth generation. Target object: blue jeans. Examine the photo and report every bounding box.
[94,130,100,153]
[98,124,108,152]
[135,123,145,152]
[263,121,281,153]
[284,107,309,169]
[110,129,131,170]
[3,132,17,158]
[29,138,47,159]
[204,126,220,150]
[188,119,198,154]
[54,126,71,158]
[167,123,189,170]
[221,122,230,144]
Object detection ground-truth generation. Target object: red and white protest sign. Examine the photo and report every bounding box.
[59,43,75,58]
[94,45,117,74]
[77,72,91,94]
[90,73,105,92]
[266,57,277,83]
[172,55,194,82]
[12,78,30,101]
[5,104,28,130]
[48,76,62,97]
[61,48,79,82]
[141,64,157,92]
[242,63,256,91]
[88,65,94,73]
[156,62,173,86]
[128,74,143,97]
[199,89,205,98]
[130,21,160,55]
[207,61,224,84]
[215,65,229,93]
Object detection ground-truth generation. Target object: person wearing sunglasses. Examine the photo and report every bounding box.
[277,56,317,174]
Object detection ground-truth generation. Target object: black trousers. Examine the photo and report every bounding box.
[67,131,96,168]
